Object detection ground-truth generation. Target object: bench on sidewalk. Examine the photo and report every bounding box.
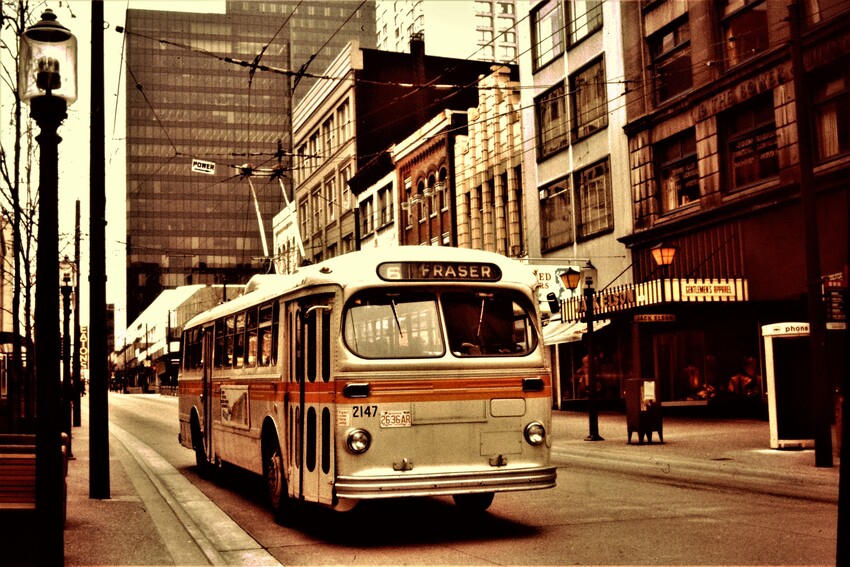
[0,433,69,518]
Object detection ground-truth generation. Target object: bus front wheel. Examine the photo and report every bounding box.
[452,492,494,512]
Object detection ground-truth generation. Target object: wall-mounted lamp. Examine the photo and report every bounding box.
[651,243,678,267]
[559,266,581,291]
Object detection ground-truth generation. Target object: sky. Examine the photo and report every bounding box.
[13,1,226,341]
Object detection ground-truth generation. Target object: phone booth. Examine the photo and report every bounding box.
[761,322,815,449]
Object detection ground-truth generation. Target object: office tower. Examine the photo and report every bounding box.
[376,0,518,63]
[124,1,375,323]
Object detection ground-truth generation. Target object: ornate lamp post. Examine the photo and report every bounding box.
[19,9,77,564]
[560,263,603,441]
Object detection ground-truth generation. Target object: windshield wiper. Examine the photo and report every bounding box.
[390,298,403,339]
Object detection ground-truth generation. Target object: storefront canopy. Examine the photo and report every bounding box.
[542,318,610,346]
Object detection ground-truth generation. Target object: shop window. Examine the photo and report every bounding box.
[650,17,692,104]
[576,158,613,239]
[812,64,850,162]
[654,331,708,402]
[656,129,699,212]
[720,0,769,68]
[535,83,569,159]
[568,0,603,46]
[531,0,564,71]
[723,94,779,190]
[571,58,607,140]
[539,177,573,252]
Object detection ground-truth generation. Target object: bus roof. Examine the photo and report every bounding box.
[183,246,538,330]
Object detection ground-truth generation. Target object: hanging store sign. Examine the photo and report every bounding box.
[79,325,88,370]
[678,279,742,302]
[634,314,676,323]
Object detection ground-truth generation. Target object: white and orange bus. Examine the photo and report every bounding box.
[178,246,556,519]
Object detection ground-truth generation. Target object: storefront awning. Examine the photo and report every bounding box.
[543,318,610,346]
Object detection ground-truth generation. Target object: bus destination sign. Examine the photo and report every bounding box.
[377,261,502,282]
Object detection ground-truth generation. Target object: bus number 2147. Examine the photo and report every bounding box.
[352,405,378,417]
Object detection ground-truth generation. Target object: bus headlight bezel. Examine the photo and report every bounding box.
[524,421,546,445]
[346,428,371,454]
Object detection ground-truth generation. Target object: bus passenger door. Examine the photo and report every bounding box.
[287,296,335,506]
[202,325,214,463]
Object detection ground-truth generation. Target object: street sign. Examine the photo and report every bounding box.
[191,159,215,175]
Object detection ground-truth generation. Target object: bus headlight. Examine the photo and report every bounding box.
[524,422,546,445]
[347,429,371,454]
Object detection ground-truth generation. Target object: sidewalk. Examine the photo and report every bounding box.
[19,401,841,566]
[549,410,840,503]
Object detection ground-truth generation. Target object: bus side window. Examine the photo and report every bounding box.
[258,302,273,366]
[246,308,258,367]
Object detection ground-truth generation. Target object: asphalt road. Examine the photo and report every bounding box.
[100,393,837,565]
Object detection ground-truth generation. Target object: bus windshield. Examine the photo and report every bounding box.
[343,290,537,359]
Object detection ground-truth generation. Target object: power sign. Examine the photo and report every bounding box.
[79,326,89,370]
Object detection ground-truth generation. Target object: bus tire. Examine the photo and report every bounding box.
[452,492,494,512]
[264,442,290,522]
[191,414,208,472]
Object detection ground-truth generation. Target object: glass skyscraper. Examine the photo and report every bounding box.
[124,1,375,323]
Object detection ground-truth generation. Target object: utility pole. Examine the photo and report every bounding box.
[789,0,832,468]
[73,200,81,427]
[89,0,110,498]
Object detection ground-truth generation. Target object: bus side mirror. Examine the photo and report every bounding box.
[546,292,560,314]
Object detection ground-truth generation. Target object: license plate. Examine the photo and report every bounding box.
[380,410,412,428]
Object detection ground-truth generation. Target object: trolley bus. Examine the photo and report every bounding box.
[178,246,556,518]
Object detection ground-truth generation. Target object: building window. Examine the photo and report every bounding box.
[656,129,699,212]
[568,0,603,46]
[531,0,564,70]
[721,0,769,68]
[724,94,779,190]
[322,116,335,157]
[812,64,850,162]
[311,188,322,236]
[535,83,568,159]
[339,164,352,210]
[576,158,613,239]
[571,58,607,140]
[650,17,692,104]
[336,100,350,145]
[539,177,573,252]
[804,0,846,25]
[299,199,309,240]
[359,196,374,235]
[377,183,393,228]
[324,176,336,223]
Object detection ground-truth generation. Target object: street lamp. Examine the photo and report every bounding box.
[19,9,77,565]
[61,256,75,459]
[561,262,604,441]
[651,243,677,268]
[651,243,677,304]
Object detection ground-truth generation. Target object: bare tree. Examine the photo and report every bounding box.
[0,0,39,431]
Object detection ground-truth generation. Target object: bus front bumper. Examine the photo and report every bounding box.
[334,466,557,500]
